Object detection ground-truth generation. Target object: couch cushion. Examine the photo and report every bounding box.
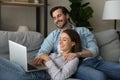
[0,31,44,60]
[95,29,120,63]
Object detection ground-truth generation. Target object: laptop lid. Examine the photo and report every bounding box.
[9,40,48,72]
[9,40,28,71]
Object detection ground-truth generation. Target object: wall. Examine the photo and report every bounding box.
[1,0,120,35]
[86,0,120,32]
[1,6,36,31]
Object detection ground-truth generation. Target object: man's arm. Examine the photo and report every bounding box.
[77,50,92,58]
[76,27,99,58]
[33,32,55,65]
[35,32,55,58]
[64,50,92,62]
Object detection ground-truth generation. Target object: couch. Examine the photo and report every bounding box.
[0,31,44,62]
[0,29,120,80]
[95,29,120,63]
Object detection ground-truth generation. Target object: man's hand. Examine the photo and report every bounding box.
[64,53,77,62]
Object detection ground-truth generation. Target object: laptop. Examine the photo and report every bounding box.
[9,40,47,72]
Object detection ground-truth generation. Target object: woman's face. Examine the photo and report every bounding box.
[60,32,75,53]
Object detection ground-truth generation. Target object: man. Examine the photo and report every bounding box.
[34,6,97,64]
[34,6,120,80]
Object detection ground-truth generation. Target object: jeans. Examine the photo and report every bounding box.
[74,57,120,80]
[0,56,51,80]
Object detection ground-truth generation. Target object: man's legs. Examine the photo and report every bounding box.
[96,60,120,80]
[74,65,107,80]
[74,58,107,80]
[74,57,120,80]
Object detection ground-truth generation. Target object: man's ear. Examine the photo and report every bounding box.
[66,14,70,19]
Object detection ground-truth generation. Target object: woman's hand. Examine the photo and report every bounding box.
[33,55,44,66]
[40,54,51,62]
[64,53,77,62]
[33,54,51,65]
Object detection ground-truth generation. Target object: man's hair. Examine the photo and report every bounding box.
[50,6,70,18]
[62,29,82,53]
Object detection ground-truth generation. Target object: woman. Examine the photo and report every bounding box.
[34,29,82,80]
[0,29,82,80]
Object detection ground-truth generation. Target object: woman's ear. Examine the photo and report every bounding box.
[72,42,75,47]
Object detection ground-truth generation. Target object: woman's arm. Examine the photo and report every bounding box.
[45,57,79,80]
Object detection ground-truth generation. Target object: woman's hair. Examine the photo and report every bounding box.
[62,29,82,53]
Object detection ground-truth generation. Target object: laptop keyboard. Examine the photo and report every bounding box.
[28,64,37,70]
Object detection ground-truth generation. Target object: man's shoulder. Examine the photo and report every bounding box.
[48,29,60,37]
[74,26,89,32]
[50,29,60,34]
[75,26,88,30]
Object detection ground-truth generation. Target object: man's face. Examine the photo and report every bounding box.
[52,9,69,29]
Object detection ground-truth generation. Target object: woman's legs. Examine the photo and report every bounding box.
[0,56,26,80]
[31,70,51,80]
[0,56,50,80]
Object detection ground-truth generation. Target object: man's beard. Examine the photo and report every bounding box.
[57,20,68,29]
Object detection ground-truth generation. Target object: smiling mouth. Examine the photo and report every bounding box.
[57,21,62,25]
[60,45,64,49]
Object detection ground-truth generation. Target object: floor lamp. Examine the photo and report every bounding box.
[102,0,120,30]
